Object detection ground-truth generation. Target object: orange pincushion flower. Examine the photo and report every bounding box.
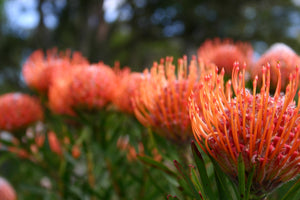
[69,63,116,110]
[198,38,253,76]
[0,93,43,132]
[0,177,17,200]
[133,56,202,143]
[49,62,116,115]
[189,62,300,196]
[253,43,300,90]
[22,48,88,92]
[112,68,142,114]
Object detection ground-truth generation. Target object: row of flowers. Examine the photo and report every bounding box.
[1,38,300,199]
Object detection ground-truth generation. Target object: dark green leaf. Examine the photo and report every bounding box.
[174,160,203,200]
[191,141,215,200]
[245,166,255,200]
[237,153,246,200]
[138,155,177,177]
[212,159,236,200]
[282,178,300,200]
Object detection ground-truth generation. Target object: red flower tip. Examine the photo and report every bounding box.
[48,131,62,156]
[72,145,81,159]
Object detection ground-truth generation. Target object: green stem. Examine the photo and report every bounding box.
[86,147,95,192]
[58,157,67,198]
[84,135,96,200]
[178,143,191,168]
[105,158,122,197]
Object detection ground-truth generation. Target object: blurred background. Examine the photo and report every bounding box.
[1,0,300,93]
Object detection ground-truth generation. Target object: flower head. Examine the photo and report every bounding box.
[0,93,43,132]
[112,66,142,114]
[189,62,300,196]
[49,62,116,115]
[253,43,300,90]
[198,38,253,76]
[133,56,202,143]
[0,177,17,200]
[22,49,88,93]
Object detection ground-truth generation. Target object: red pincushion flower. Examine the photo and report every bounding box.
[133,56,202,143]
[49,62,116,115]
[0,93,43,132]
[22,49,88,93]
[253,43,300,90]
[69,63,116,110]
[198,38,253,76]
[0,177,17,200]
[189,62,300,196]
[112,67,142,114]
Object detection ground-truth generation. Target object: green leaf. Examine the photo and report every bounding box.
[173,160,203,200]
[167,194,180,199]
[245,166,255,200]
[0,152,14,165]
[138,155,177,177]
[237,153,246,200]
[212,159,236,200]
[190,167,202,191]
[191,141,216,200]
[282,178,300,200]
[174,174,195,197]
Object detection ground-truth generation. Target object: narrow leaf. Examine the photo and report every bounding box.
[282,178,300,200]
[212,159,235,200]
[138,155,177,177]
[191,141,216,200]
[167,194,180,200]
[245,166,255,200]
[174,160,203,200]
[238,153,246,200]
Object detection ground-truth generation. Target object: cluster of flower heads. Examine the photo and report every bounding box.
[21,48,141,116]
[131,38,300,195]
[0,38,299,197]
[0,49,140,163]
[0,39,296,136]
[198,38,300,90]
